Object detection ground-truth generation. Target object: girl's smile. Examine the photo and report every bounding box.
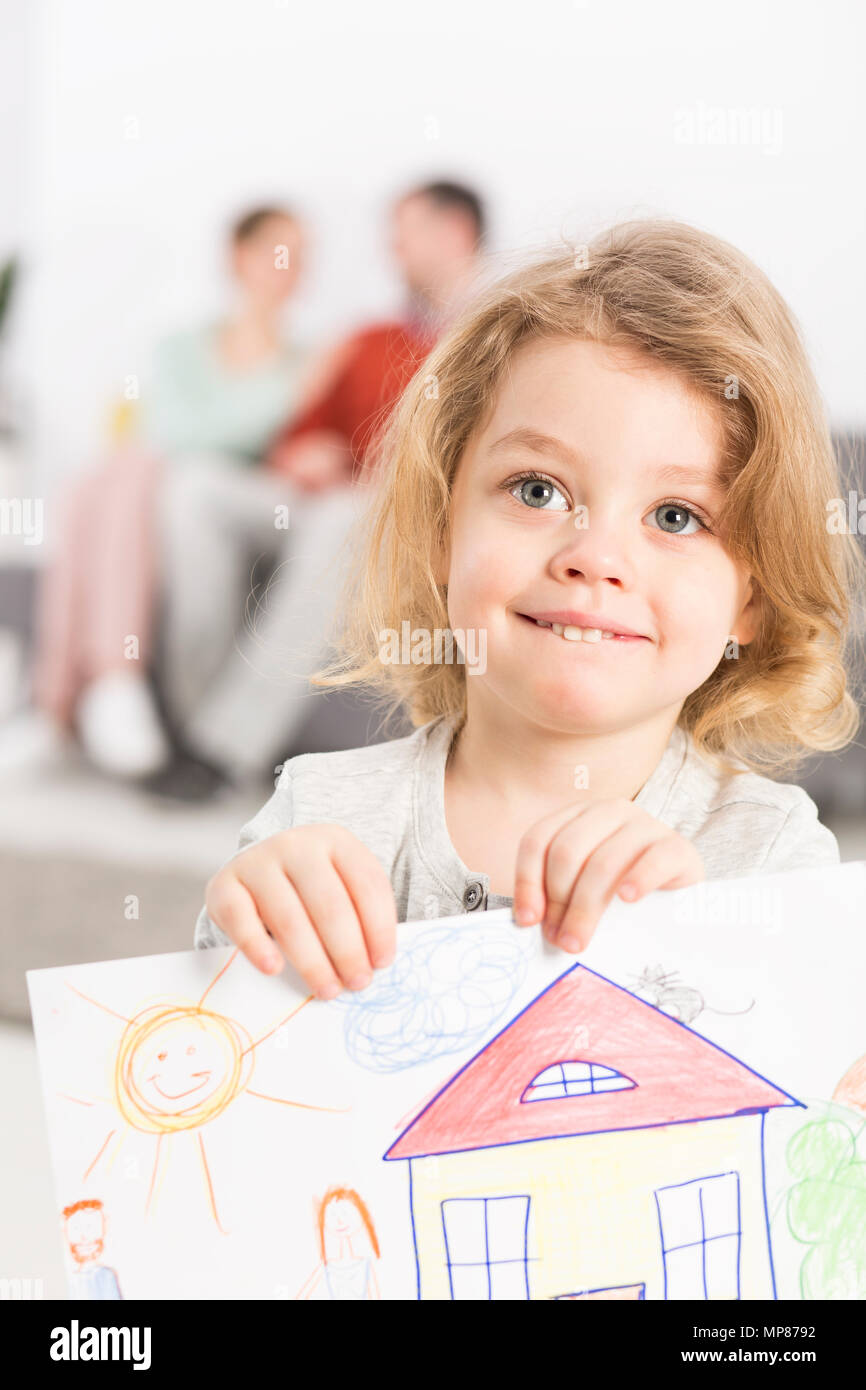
[516,611,650,643]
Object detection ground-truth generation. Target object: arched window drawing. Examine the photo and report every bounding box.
[521,1060,637,1102]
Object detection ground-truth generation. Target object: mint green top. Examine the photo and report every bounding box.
[139,323,309,462]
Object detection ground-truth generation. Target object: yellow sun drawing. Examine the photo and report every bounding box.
[62,949,347,1232]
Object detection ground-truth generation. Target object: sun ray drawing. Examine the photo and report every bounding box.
[61,948,349,1232]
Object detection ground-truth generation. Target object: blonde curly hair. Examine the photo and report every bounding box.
[312,219,864,776]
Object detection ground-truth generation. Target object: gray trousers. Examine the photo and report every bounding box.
[156,453,365,779]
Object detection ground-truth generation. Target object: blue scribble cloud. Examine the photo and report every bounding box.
[333,925,532,1073]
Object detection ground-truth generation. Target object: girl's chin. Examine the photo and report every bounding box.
[512,688,636,729]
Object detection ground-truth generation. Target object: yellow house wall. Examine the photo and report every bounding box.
[408,1114,775,1300]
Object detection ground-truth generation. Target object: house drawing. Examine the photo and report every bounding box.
[384,963,801,1300]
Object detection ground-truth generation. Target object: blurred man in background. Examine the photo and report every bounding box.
[269,179,487,488]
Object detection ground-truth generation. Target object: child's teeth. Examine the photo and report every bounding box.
[538,619,616,642]
[558,625,606,639]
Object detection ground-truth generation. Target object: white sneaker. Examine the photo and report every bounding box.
[76,670,171,778]
[0,708,70,775]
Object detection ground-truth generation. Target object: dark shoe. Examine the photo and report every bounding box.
[138,749,230,803]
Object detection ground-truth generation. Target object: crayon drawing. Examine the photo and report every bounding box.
[630,964,755,1026]
[26,864,866,1299]
[333,925,532,1073]
[384,963,800,1300]
[62,1198,123,1300]
[768,1055,866,1301]
[781,1104,866,1300]
[60,948,348,1232]
[296,1187,382,1300]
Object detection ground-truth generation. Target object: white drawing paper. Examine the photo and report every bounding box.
[26,860,866,1300]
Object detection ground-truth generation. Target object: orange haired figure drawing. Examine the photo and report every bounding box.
[296,1187,381,1300]
[63,949,348,1232]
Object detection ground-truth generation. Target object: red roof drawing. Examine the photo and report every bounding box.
[385,964,797,1160]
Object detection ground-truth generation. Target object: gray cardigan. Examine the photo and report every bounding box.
[194,714,839,949]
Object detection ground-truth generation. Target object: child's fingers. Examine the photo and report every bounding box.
[617,837,704,902]
[552,821,667,951]
[540,802,636,938]
[204,871,284,976]
[328,831,398,970]
[283,852,377,992]
[233,858,342,999]
[512,800,604,925]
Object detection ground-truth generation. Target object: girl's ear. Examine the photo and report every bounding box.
[732,579,760,646]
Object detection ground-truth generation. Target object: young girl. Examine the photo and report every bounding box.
[194,219,862,999]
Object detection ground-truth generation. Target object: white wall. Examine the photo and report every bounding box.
[6,0,866,488]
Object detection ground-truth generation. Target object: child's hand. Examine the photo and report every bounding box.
[204,825,398,998]
[512,800,704,952]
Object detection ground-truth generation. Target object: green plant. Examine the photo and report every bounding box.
[0,258,19,338]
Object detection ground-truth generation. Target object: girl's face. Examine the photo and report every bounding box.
[440,336,757,737]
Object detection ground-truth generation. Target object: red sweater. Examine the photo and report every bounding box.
[269,320,436,481]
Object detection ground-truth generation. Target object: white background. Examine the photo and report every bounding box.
[1,0,864,490]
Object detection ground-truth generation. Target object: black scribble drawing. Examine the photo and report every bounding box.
[630,965,755,1025]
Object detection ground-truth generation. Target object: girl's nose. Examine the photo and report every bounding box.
[548,514,636,590]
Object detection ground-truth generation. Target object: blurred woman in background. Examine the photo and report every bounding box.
[27,205,310,780]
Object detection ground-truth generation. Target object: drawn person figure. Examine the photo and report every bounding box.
[62,1198,123,1300]
[296,1187,381,1300]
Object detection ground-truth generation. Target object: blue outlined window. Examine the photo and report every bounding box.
[521,1060,636,1102]
[441,1196,530,1300]
[655,1172,741,1299]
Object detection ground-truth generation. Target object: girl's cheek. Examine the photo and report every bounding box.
[449,540,503,612]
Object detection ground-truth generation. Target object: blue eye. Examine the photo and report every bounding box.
[646,502,704,535]
[510,475,570,511]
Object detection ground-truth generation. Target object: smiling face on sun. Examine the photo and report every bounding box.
[132,1020,226,1112]
[115,1005,255,1134]
[439,336,758,738]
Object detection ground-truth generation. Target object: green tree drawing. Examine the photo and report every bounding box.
[786,1114,866,1299]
